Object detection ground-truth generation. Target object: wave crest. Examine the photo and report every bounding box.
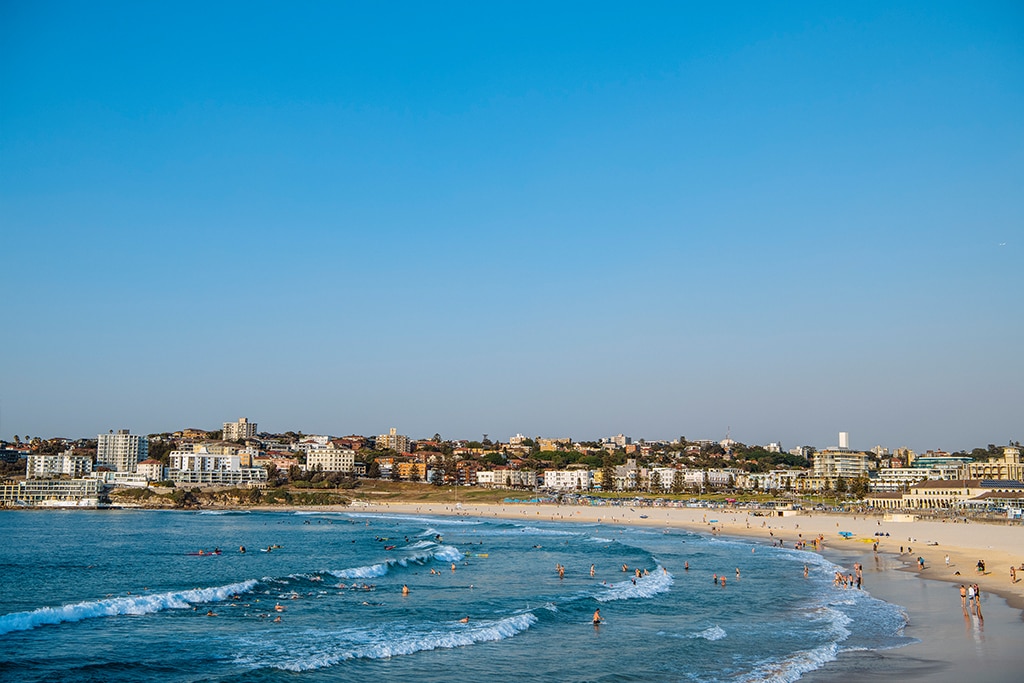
[0,580,258,635]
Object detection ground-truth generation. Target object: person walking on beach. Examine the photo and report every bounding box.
[945,554,950,568]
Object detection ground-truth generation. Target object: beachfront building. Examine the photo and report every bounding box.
[902,479,1024,510]
[167,447,267,487]
[870,466,963,492]
[306,448,356,473]
[476,468,538,489]
[812,448,870,480]
[542,469,593,491]
[26,450,93,479]
[96,429,148,473]
[222,417,257,441]
[738,469,806,492]
[377,428,410,454]
[0,478,102,508]
[90,470,149,488]
[963,446,1024,481]
[136,459,165,482]
[613,460,640,490]
[647,467,679,492]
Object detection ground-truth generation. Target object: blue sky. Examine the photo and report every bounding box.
[2,2,1021,452]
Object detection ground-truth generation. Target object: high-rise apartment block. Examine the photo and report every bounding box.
[96,429,149,473]
[223,417,257,441]
[376,427,410,454]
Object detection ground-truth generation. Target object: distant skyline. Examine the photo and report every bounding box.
[2,3,1021,454]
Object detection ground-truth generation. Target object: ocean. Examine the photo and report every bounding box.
[0,509,914,682]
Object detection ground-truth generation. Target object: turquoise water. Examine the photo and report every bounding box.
[0,510,913,682]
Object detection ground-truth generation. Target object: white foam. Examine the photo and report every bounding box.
[692,625,727,641]
[736,642,840,683]
[0,579,258,635]
[595,567,673,603]
[268,613,539,671]
[328,545,465,579]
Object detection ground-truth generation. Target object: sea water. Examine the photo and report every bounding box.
[0,510,913,682]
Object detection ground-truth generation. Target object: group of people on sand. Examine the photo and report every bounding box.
[960,583,984,619]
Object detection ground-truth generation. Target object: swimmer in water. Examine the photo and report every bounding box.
[593,608,602,625]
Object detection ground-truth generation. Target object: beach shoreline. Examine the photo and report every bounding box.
[323,501,1024,614]
[299,500,1024,682]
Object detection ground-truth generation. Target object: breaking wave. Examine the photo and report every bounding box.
[0,580,258,635]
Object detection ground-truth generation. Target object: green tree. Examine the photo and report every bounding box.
[850,476,871,498]
[672,469,684,494]
[649,470,661,493]
[367,460,381,478]
[602,456,615,492]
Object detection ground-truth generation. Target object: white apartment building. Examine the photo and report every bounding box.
[0,478,101,507]
[870,467,954,492]
[377,428,410,454]
[683,468,737,488]
[222,417,257,441]
[168,448,267,486]
[306,448,356,473]
[26,450,93,479]
[476,469,538,488]
[602,434,632,447]
[648,467,680,492]
[812,448,870,479]
[96,430,148,472]
[542,469,593,491]
[170,448,243,472]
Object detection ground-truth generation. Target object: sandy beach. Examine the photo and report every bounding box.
[336,500,1024,682]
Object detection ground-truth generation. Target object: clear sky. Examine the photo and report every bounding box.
[2,2,1021,452]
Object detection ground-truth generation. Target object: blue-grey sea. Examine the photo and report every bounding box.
[0,510,914,682]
